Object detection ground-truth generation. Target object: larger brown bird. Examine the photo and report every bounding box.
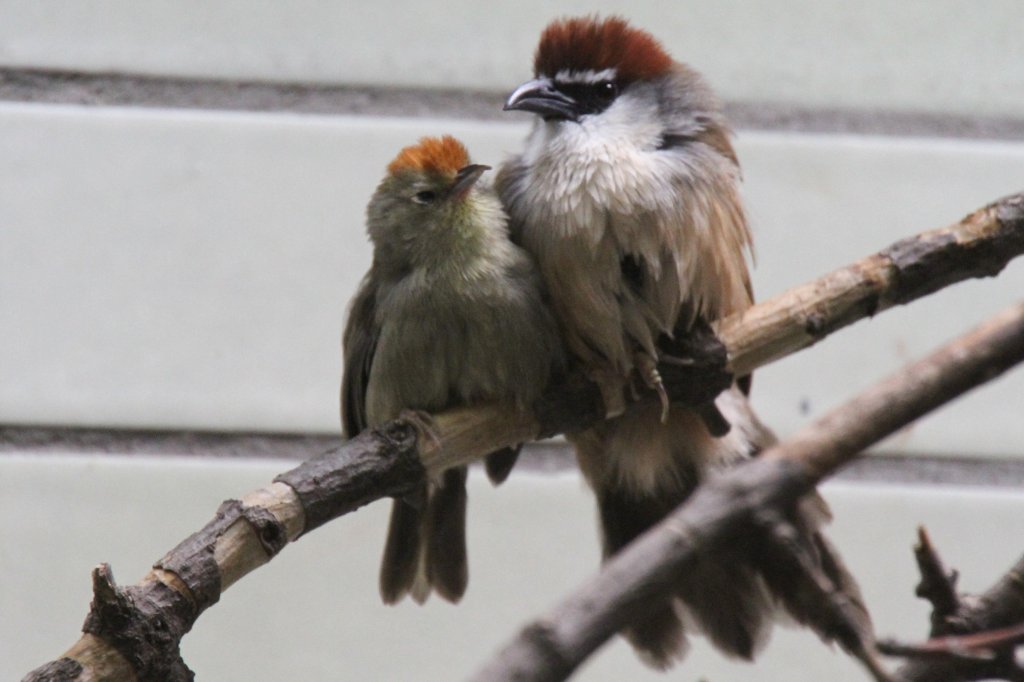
[342,136,563,605]
[497,16,868,666]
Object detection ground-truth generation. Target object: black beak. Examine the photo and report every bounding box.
[449,164,490,201]
[504,77,580,122]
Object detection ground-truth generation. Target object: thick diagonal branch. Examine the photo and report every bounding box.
[21,192,1024,681]
[471,301,1024,682]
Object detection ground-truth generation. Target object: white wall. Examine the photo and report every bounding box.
[2,0,1022,116]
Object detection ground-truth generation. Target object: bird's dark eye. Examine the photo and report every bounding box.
[597,80,618,100]
[412,190,437,205]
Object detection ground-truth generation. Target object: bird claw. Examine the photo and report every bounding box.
[652,377,670,424]
[658,352,697,367]
[398,409,442,451]
[636,354,670,424]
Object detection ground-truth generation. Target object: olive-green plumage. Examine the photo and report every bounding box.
[341,136,563,604]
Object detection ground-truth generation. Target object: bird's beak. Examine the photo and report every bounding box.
[503,77,579,122]
[449,164,491,201]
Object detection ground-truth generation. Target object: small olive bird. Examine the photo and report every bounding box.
[497,16,869,666]
[341,136,562,604]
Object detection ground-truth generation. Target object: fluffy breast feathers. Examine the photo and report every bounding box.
[498,83,754,373]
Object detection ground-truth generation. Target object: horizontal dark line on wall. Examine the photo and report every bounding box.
[1,424,341,461]
[0,68,508,120]
[2,68,1023,141]
[4,424,1024,488]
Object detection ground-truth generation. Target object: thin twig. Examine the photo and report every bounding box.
[913,527,962,633]
[894,549,1024,682]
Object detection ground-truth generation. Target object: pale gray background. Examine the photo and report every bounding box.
[2,1,1023,680]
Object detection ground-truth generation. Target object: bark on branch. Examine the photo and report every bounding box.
[22,192,1024,681]
[471,301,1024,682]
[878,530,1024,681]
[718,191,1024,376]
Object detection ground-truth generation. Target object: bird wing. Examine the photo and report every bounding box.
[341,274,380,438]
[658,117,756,322]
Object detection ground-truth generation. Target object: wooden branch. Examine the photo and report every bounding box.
[718,191,1024,376]
[420,190,1024,469]
[912,527,962,633]
[471,301,1024,682]
[22,424,422,682]
[885,542,1024,682]
[879,622,1024,667]
[21,192,1024,681]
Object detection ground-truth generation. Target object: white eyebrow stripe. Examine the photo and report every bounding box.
[553,68,618,84]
